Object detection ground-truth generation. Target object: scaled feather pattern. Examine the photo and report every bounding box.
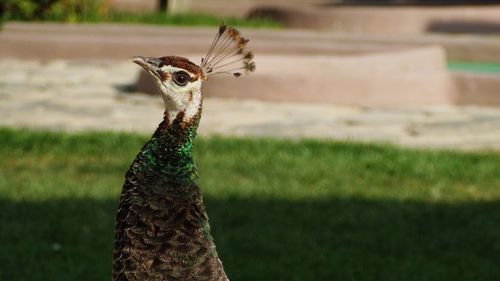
[113,113,228,281]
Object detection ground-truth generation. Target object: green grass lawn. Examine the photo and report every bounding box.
[448,61,500,74]
[0,127,499,281]
[92,11,280,28]
[3,10,280,28]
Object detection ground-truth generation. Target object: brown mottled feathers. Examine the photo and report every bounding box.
[112,114,228,281]
[113,187,227,281]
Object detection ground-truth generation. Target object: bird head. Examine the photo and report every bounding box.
[132,25,255,123]
[132,55,205,120]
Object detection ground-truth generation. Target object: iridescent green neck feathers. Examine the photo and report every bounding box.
[126,110,201,192]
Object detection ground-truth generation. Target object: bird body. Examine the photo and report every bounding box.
[113,110,228,281]
[112,26,254,281]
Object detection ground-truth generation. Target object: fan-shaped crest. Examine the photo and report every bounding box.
[200,24,255,77]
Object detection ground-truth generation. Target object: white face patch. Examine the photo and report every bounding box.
[154,65,203,123]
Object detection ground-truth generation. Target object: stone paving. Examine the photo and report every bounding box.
[1,59,499,151]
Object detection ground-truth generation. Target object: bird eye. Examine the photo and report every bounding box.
[172,71,190,86]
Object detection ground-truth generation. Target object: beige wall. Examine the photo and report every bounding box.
[109,0,319,15]
[168,1,500,36]
[171,0,320,16]
[317,6,500,34]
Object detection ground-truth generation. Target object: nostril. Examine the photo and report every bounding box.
[145,57,163,68]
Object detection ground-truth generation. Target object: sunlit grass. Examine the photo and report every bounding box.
[5,9,281,28]
[0,127,499,281]
[448,61,500,74]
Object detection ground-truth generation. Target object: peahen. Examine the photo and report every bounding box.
[112,25,255,281]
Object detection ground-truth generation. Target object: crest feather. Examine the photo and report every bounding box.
[200,24,255,77]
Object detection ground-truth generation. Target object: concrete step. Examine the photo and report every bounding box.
[2,23,499,106]
[202,47,458,107]
[453,72,500,106]
[2,22,500,62]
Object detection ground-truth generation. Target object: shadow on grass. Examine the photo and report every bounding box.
[1,197,499,281]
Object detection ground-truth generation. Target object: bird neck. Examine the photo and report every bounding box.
[161,87,203,125]
[126,109,202,190]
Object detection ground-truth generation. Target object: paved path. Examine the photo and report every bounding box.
[1,59,499,151]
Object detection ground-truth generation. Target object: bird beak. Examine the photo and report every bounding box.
[131,56,162,79]
[131,56,147,68]
[130,56,153,69]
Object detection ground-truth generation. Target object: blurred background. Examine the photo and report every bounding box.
[0,1,499,281]
[2,0,500,147]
